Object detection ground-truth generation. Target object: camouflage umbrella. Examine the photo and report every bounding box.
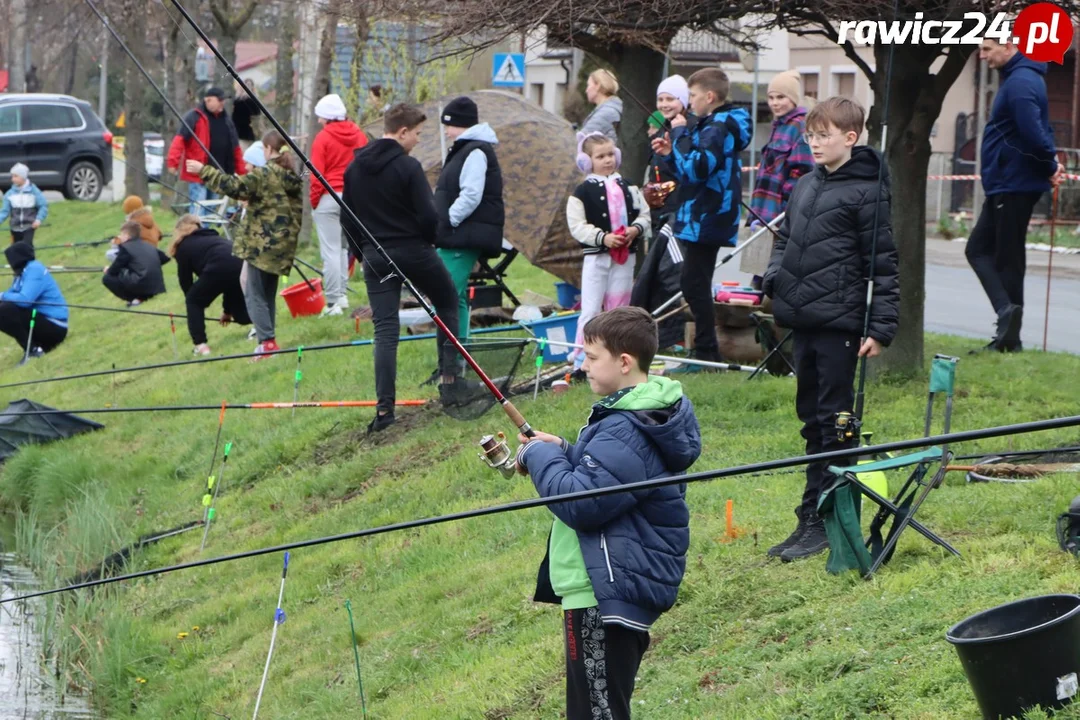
[364,90,583,288]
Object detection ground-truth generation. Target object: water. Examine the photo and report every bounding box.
[0,554,96,719]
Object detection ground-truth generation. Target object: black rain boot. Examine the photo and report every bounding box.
[767,507,806,558]
[780,511,830,562]
[367,412,396,434]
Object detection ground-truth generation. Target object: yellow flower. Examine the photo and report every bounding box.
[192,626,200,631]
[136,677,147,684]
[177,632,189,639]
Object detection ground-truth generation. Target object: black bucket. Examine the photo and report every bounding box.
[947,594,1080,719]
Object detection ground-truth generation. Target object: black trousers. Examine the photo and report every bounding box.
[965,191,1041,318]
[565,607,649,720]
[10,228,34,247]
[0,303,66,352]
[679,240,721,355]
[793,329,861,516]
[103,274,143,303]
[361,239,459,414]
[186,272,250,345]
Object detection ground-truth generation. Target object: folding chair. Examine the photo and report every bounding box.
[468,241,520,307]
[746,313,795,380]
[818,354,963,578]
[171,198,234,241]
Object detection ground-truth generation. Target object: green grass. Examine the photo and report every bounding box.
[4,200,1080,719]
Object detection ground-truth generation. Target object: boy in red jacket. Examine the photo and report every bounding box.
[310,93,368,316]
[166,87,246,217]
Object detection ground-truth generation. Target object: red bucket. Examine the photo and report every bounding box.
[280,277,326,318]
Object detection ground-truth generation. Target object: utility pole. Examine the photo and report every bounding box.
[974,56,988,220]
[99,27,109,121]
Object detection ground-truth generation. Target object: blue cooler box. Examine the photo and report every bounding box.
[525,313,580,363]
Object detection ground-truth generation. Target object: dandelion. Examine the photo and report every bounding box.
[136,678,147,684]
[177,631,189,639]
[192,626,200,631]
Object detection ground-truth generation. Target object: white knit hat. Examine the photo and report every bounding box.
[9,163,29,180]
[656,75,689,111]
[243,142,266,168]
[314,94,348,121]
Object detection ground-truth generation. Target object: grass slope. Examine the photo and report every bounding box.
[2,200,1080,719]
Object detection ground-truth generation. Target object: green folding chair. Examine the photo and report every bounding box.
[818,354,963,578]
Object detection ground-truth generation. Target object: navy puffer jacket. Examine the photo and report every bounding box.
[518,379,701,631]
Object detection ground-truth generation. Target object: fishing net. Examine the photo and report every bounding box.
[440,338,530,421]
[965,446,1080,483]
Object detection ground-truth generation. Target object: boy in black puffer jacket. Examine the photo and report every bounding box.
[762,96,899,562]
[103,220,170,307]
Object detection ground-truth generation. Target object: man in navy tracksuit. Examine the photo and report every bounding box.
[967,40,1064,353]
[515,307,701,719]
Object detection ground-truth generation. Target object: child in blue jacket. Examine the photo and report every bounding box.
[651,68,751,365]
[515,306,701,720]
[0,243,67,363]
[0,163,48,247]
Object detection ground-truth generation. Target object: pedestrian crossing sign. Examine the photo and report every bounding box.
[492,53,526,88]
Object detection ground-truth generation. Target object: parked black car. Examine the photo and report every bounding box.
[0,94,114,202]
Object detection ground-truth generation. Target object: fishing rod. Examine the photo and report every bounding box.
[165,0,536,439]
[852,0,899,424]
[33,237,113,252]
[0,269,102,276]
[0,400,428,417]
[293,256,360,297]
[0,323,519,390]
[2,265,101,272]
[110,151,230,219]
[8,410,1080,604]
[26,301,188,320]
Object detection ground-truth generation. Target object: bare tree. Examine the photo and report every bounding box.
[207,0,260,84]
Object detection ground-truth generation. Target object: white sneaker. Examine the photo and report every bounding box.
[193,343,211,356]
[334,297,350,311]
[247,328,257,340]
[321,305,344,317]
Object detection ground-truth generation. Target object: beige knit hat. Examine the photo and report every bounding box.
[768,70,802,106]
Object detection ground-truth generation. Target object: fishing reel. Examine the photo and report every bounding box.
[1057,494,1080,557]
[835,411,863,443]
[478,432,519,479]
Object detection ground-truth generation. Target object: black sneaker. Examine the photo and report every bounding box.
[16,346,43,367]
[767,508,806,558]
[366,412,395,434]
[780,512,829,562]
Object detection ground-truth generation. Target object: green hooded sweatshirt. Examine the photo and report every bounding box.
[548,376,685,609]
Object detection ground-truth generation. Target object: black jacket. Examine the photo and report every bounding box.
[174,227,242,295]
[104,240,170,298]
[341,138,437,251]
[434,138,505,258]
[762,146,899,344]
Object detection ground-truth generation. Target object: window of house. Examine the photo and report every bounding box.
[803,73,819,100]
[834,72,856,98]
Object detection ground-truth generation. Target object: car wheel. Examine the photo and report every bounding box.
[64,161,103,202]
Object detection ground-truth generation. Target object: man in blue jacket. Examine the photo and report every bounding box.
[515,307,700,720]
[0,243,68,364]
[967,38,1064,353]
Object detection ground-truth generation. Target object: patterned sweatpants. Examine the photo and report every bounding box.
[564,607,650,720]
[571,252,636,370]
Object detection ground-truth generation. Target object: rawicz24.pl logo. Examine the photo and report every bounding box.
[837,2,1074,64]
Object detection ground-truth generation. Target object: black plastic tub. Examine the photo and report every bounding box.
[947,594,1080,719]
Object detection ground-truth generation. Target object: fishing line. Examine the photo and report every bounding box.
[8,411,1080,604]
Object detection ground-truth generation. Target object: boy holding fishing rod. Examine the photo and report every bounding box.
[514,306,700,719]
[761,96,899,562]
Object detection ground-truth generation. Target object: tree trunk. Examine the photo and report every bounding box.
[217,33,238,87]
[163,15,193,210]
[122,0,148,203]
[9,0,25,94]
[275,0,295,130]
[864,44,974,378]
[298,0,341,248]
[604,43,667,186]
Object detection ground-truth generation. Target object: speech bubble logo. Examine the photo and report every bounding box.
[1013,2,1074,64]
